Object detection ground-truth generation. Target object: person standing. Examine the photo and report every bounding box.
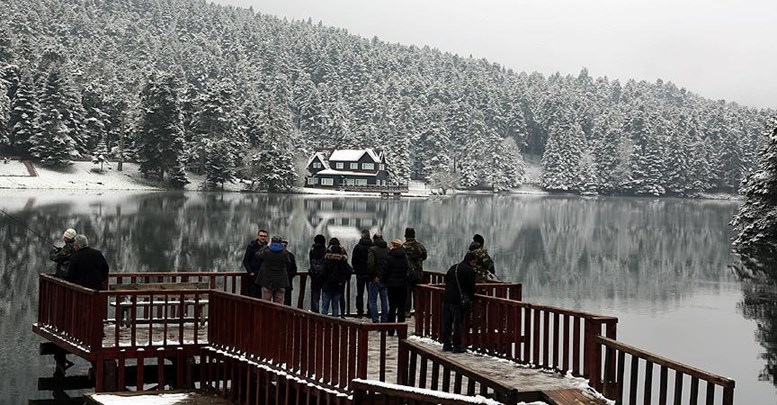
[256,236,290,304]
[308,234,327,313]
[282,239,298,306]
[66,234,109,290]
[440,252,477,353]
[469,234,496,283]
[383,239,410,332]
[402,227,427,317]
[351,229,373,317]
[49,228,77,278]
[321,238,351,317]
[367,232,390,323]
[243,229,269,298]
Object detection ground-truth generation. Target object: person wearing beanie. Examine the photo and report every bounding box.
[308,234,328,313]
[255,235,291,303]
[243,228,269,298]
[468,233,496,283]
[402,226,427,318]
[440,251,477,353]
[49,228,78,278]
[367,232,390,323]
[351,229,373,317]
[382,239,411,332]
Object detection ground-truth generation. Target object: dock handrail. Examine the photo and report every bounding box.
[37,275,105,354]
[595,335,735,405]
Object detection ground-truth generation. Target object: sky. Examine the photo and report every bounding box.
[210,0,777,110]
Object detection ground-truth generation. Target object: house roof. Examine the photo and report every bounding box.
[328,149,381,163]
[305,152,329,169]
[315,169,379,177]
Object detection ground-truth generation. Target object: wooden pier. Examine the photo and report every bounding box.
[33,271,735,404]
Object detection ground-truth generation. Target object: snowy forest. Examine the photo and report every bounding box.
[0,0,774,194]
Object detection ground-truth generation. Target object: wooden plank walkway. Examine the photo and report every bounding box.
[86,391,233,404]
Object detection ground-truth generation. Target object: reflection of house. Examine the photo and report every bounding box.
[304,199,387,240]
[305,149,389,188]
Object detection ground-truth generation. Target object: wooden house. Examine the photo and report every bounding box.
[305,148,389,188]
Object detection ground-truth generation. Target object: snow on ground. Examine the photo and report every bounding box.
[0,159,31,176]
[89,392,191,405]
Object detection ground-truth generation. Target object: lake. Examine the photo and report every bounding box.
[1,190,774,404]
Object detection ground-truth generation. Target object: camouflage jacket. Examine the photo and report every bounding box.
[402,238,427,275]
[469,242,495,283]
[49,242,75,278]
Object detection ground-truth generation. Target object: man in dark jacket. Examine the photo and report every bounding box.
[367,233,390,323]
[322,239,351,317]
[469,233,496,283]
[49,228,77,278]
[402,227,427,317]
[242,229,268,298]
[308,234,327,313]
[256,236,290,303]
[282,239,298,306]
[66,234,109,291]
[351,229,373,317]
[382,239,411,329]
[441,252,477,353]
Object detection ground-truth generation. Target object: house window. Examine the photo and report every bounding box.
[312,162,322,169]
[335,162,344,169]
[307,177,317,185]
[362,163,374,170]
[350,163,358,170]
[345,178,355,186]
[355,179,368,186]
[379,164,385,171]
[321,178,334,186]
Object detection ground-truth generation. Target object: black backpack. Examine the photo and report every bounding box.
[310,252,325,277]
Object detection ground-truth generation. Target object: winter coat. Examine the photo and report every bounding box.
[468,241,495,283]
[381,247,410,288]
[243,239,267,275]
[367,240,390,280]
[308,243,327,282]
[286,251,298,287]
[444,261,476,305]
[322,247,352,293]
[256,242,291,290]
[351,238,373,280]
[49,241,75,278]
[403,237,427,280]
[67,247,110,290]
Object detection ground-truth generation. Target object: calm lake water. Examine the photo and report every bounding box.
[1,190,774,404]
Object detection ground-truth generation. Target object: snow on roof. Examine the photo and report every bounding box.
[328,149,381,162]
[315,169,378,177]
[306,152,329,169]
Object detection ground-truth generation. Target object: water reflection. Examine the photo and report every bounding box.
[0,190,765,402]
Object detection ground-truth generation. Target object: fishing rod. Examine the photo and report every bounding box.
[0,207,58,248]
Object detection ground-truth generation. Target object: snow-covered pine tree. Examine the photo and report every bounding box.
[541,116,584,191]
[205,138,236,190]
[91,136,109,172]
[9,69,40,153]
[136,72,188,188]
[732,119,777,278]
[0,78,9,147]
[591,108,627,194]
[190,80,240,174]
[625,106,666,196]
[489,136,525,192]
[32,68,76,166]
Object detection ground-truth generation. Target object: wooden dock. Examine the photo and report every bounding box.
[33,271,735,405]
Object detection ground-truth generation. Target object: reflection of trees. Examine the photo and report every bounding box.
[739,281,777,385]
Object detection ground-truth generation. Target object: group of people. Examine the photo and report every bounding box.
[241,229,298,305]
[49,228,110,290]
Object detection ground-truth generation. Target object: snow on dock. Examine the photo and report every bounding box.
[86,392,234,404]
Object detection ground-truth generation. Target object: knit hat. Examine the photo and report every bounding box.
[314,234,326,245]
[373,231,384,241]
[473,234,485,246]
[63,228,77,240]
[404,227,415,238]
[271,235,282,243]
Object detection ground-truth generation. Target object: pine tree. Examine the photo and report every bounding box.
[10,69,40,154]
[732,120,777,278]
[32,68,76,166]
[0,78,9,147]
[136,72,188,187]
[204,138,236,189]
[91,136,108,172]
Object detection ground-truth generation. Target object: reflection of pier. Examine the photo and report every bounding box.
[339,184,408,197]
[305,199,389,238]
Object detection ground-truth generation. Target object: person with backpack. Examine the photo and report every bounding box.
[321,238,352,317]
[382,239,411,331]
[308,234,327,313]
[367,232,390,323]
[440,252,477,353]
[351,229,373,317]
[402,227,427,317]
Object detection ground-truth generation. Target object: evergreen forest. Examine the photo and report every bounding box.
[0,0,774,194]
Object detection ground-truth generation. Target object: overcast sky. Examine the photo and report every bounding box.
[211,0,776,109]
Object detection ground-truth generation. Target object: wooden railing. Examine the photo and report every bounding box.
[208,290,409,390]
[352,379,505,405]
[596,336,735,405]
[414,284,618,381]
[401,339,520,403]
[108,272,247,295]
[37,275,105,353]
[421,271,522,301]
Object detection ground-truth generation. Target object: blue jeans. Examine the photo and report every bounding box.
[368,280,388,323]
[322,290,342,317]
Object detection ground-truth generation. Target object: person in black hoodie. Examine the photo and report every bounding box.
[321,238,351,317]
[67,234,109,290]
[242,229,269,298]
[256,236,291,303]
[308,234,327,313]
[382,239,410,329]
[351,229,373,317]
[367,233,390,323]
[440,252,477,353]
[282,239,298,306]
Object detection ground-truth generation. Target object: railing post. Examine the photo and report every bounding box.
[397,329,408,385]
[584,317,603,392]
[92,291,107,351]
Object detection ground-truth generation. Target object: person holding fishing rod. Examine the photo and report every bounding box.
[49,228,77,278]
